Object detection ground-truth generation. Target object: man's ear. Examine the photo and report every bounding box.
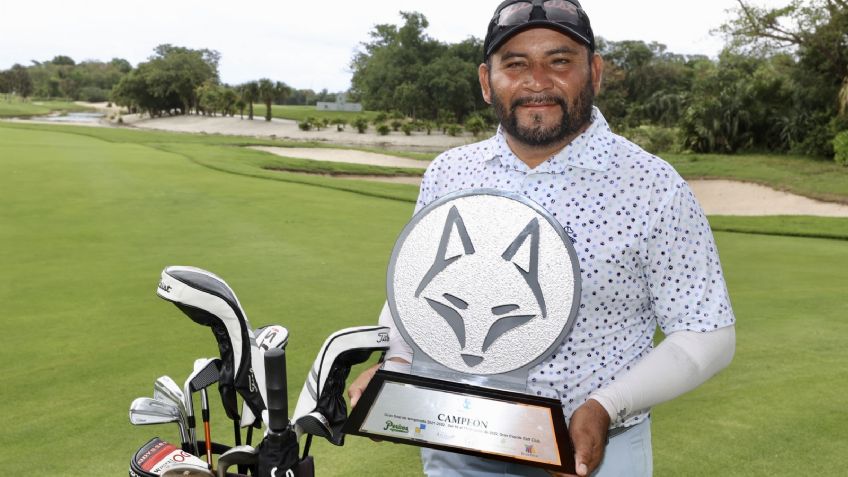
[478,62,492,104]
[591,53,604,95]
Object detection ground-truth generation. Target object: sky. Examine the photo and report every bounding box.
[0,0,791,92]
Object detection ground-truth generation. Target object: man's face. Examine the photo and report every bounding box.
[479,28,603,148]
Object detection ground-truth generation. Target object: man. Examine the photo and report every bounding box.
[349,1,736,476]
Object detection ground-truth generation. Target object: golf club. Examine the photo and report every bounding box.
[157,266,268,441]
[184,358,221,464]
[241,324,290,444]
[160,464,215,477]
[291,325,390,450]
[216,445,258,477]
[257,347,303,477]
[129,397,189,447]
[154,375,192,451]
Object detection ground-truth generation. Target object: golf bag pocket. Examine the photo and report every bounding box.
[129,437,209,477]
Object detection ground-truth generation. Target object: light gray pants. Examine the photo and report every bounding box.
[421,417,652,477]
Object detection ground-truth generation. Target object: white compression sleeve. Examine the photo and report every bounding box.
[589,326,736,424]
[377,301,413,363]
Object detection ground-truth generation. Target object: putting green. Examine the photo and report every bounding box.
[1,124,846,476]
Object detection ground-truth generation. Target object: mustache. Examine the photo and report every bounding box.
[510,94,567,111]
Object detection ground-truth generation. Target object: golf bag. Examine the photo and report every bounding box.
[257,430,315,477]
[129,437,210,477]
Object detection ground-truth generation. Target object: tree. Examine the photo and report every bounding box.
[721,0,848,155]
[145,44,220,114]
[240,81,259,119]
[350,11,485,121]
[256,79,290,121]
[7,64,33,98]
[111,45,219,116]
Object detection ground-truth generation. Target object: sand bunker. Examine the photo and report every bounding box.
[257,147,848,217]
[130,114,473,152]
[251,147,429,169]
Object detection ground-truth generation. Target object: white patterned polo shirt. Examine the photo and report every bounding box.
[405,107,735,427]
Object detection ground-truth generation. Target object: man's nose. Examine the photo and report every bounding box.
[524,63,554,91]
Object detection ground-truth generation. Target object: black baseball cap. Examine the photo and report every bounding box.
[483,0,595,60]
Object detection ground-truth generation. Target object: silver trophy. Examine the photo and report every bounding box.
[344,189,581,472]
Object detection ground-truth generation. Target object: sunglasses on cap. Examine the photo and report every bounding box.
[484,0,595,58]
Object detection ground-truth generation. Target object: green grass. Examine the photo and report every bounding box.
[653,232,848,476]
[708,215,848,240]
[665,152,848,205]
[0,97,94,118]
[1,122,847,475]
[251,104,381,123]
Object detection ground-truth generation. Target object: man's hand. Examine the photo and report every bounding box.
[347,362,381,409]
[548,399,611,477]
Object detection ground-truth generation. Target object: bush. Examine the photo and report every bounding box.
[624,125,683,154]
[374,112,388,124]
[298,120,312,131]
[377,124,391,136]
[352,117,368,133]
[78,86,110,103]
[331,118,347,131]
[465,115,487,137]
[834,130,848,166]
[391,119,403,131]
[446,124,462,137]
[401,123,413,136]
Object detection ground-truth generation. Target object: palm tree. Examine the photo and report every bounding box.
[241,81,259,120]
[257,78,276,122]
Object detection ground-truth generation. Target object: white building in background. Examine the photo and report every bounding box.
[316,94,362,112]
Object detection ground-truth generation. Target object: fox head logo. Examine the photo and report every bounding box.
[389,191,580,378]
[415,206,547,368]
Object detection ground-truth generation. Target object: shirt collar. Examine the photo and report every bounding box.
[481,106,613,173]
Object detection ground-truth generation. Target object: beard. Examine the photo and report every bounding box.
[491,75,595,148]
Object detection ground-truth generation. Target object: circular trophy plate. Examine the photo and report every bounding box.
[387,189,581,376]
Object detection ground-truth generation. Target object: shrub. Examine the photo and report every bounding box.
[331,118,347,131]
[352,117,369,133]
[78,86,110,103]
[401,123,413,136]
[377,124,391,136]
[298,120,312,131]
[624,125,683,154]
[834,130,848,166]
[446,124,462,137]
[374,112,388,124]
[391,119,403,131]
[465,115,487,137]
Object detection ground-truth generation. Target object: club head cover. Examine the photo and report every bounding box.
[257,428,302,477]
[240,324,291,428]
[292,326,390,445]
[157,266,267,421]
[129,437,209,477]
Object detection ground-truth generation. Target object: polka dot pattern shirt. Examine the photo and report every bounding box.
[411,107,735,427]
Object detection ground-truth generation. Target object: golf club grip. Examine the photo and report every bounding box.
[264,348,288,432]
